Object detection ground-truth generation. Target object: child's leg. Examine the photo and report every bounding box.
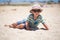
[8,20,24,28]
[9,20,26,28]
[16,24,25,29]
[15,20,26,29]
[10,23,17,28]
[4,22,18,28]
[5,19,26,29]
[5,23,25,29]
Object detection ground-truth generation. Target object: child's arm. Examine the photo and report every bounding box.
[25,22,31,30]
[40,15,48,30]
[42,23,49,30]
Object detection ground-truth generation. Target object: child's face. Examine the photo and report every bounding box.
[32,9,41,16]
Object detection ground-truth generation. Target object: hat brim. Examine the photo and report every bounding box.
[30,9,42,13]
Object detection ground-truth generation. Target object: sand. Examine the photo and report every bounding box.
[0,4,60,40]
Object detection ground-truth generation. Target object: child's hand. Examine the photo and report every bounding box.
[40,28,48,30]
[42,23,49,30]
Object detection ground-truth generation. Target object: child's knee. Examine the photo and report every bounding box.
[12,23,17,25]
[17,24,24,29]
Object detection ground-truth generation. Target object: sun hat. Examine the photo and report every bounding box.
[30,3,42,13]
[32,4,42,9]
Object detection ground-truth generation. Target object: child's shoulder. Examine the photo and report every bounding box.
[29,14,33,16]
[39,14,42,17]
[27,14,33,18]
[29,14,33,15]
[38,15,43,19]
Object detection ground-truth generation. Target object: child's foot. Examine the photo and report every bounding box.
[4,25,9,27]
[4,25,13,28]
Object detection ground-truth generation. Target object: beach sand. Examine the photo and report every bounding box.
[0,4,60,40]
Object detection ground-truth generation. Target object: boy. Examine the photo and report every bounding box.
[5,5,48,30]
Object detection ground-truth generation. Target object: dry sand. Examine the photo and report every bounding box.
[0,4,60,40]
